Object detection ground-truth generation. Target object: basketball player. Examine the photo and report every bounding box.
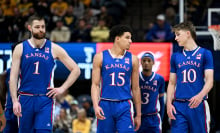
[10,14,81,133]
[167,22,214,133]
[0,43,19,133]
[91,25,141,133]
[137,52,165,133]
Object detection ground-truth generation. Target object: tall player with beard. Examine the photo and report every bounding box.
[10,14,81,133]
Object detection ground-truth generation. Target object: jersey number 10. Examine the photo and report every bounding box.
[182,69,196,83]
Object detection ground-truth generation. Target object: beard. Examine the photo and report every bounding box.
[32,32,46,40]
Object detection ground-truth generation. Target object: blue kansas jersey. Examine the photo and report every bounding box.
[139,72,165,114]
[101,50,132,100]
[170,47,213,99]
[19,39,55,94]
[5,69,12,109]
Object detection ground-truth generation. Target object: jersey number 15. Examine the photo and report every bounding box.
[110,72,125,86]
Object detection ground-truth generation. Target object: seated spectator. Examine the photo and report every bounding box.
[54,108,72,133]
[81,0,91,8]
[83,8,98,29]
[103,0,127,25]
[69,0,85,18]
[72,108,91,133]
[34,0,50,21]
[8,7,25,42]
[50,20,71,42]
[18,0,33,17]
[62,5,78,30]
[63,90,74,105]
[90,18,109,42]
[80,96,95,121]
[145,14,174,42]
[50,0,68,17]
[70,100,79,119]
[18,21,31,41]
[96,6,113,28]
[50,0,68,27]
[1,0,17,17]
[165,7,177,26]
[0,8,10,42]
[71,18,91,42]
[90,0,106,9]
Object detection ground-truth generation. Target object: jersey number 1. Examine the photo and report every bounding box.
[33,61,40,74]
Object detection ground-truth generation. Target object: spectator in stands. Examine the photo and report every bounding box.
[1,0,16,17]
[34,0,50,21]
[165,7,177,26]
[57,94,71,110]
[8,7,24,42]
[145,14,174,42]
[18,0,33,17]
[54,108,72,133]
[70,100,79,119]
[72,108,91,133]
[69,0,85,18]
[81,0,91,8]
[63,90,74,105]
[103,0,127,25]
[50,19,71,42]
[83,8,98,29]
[62,5,78,30]
[81,96,95,121]
[18,21,31,41]
[163,0,179,14]
[50,0,68,27]
[90,0,105,9]
[90,18,109,42]
[96,6,113,28]
[0,8,10,42]
[71,18,91,42]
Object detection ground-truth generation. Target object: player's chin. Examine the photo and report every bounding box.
[126,46,130,50]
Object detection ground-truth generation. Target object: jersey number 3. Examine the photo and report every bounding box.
[33,61,40,74]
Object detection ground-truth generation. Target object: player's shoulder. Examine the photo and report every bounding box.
[13,42,23,52]
[93,51,103,62]
[155,73,165,81]
[199,47,212,53]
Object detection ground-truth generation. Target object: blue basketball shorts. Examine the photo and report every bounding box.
[97,99,135,133]
[137,113,162,133]
[171,100,210,133]
[18,95,55,133]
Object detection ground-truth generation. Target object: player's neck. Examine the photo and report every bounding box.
[110,45,126,58]
[142,71,152,77]
[183,39,197,51]
[30,37,45,48]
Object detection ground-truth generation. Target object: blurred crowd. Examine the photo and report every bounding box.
[53,90,96,133]
[0,0,216,43]
[0,0,127,43]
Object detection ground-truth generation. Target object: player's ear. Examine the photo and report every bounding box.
[27,24,32,32]
[115,36,120,41]
[186,30,191,38]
